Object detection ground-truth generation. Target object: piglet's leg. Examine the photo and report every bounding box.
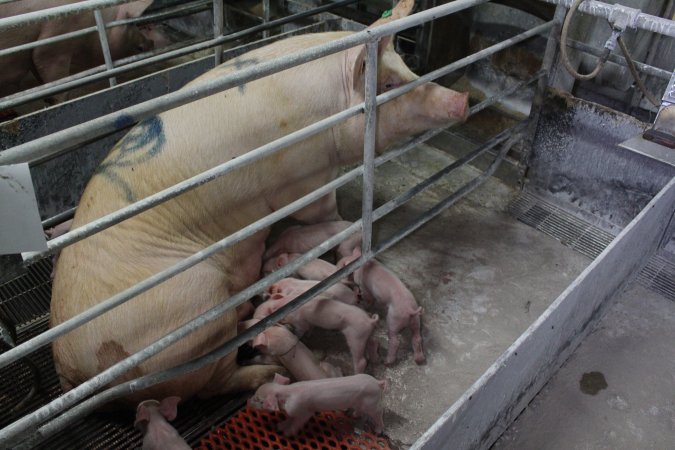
[278,411,313,436]
[410,313,425,364]
[384,322,402,366]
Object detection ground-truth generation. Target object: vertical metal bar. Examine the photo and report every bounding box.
[518,6,567,174]
[262,0,270,39]
[93,9,117,87]
[361,40,379,256]
[213,0,224,66]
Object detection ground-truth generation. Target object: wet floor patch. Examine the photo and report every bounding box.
[579,371,608,395]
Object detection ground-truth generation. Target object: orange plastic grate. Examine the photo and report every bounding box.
[195,406,391,450]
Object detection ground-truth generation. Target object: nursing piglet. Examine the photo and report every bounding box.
[339,253,424,365]
[134,397,190,450]
[249,373,386,436]
[264,221,355,259]
[265,277,357,305]
[251,323,340,381]
[263,253,338,279]
[254,294,378,373]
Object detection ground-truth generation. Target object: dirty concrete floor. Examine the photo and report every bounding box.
[302,140,591,448]
[491,283,675,450]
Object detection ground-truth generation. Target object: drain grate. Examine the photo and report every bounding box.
[636,255,675,302]
[509,192,615,260]
[0,257,53,327]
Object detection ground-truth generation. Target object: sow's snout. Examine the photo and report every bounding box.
[426,83,469,123]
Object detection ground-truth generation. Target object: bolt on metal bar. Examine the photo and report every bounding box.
[361,40,379,256]
[8,122,525,448]
[213,0,225,66]
[0,0,138,30]
[567,38,672,80]
[538,0,675,37]
[20,19,549,265]
[93,9,118,87]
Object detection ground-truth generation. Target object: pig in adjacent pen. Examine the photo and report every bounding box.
[0,0,154,101]
[50,0,467,406]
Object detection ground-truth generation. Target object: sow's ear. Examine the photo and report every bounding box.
[369,0,416,27]
[350,0,416,89]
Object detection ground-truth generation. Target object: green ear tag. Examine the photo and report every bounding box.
[381,9,392,18]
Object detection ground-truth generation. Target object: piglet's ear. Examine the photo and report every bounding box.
[159,396,181,421]
[273,373,291,385]
[134,405,151,431]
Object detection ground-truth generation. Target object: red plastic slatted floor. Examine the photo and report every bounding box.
[196,407,391,450]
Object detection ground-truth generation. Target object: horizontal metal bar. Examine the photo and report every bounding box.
[539,0,675,38]
[11,121,526,448]
[20,104,362,265]
[0,0,138,31]
[0,0,353,110]
[0,0,489,164]
[0,0,211,58]
[14,224,367,448]
[22,34,545,269]
[566,39,672,81]
[41,208,76,230]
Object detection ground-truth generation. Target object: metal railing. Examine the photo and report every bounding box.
[1,0,673,447]
[0,0,360,110]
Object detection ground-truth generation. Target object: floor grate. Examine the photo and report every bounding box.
[510,191,675,302]
[509,192,615,260]
[636,255,675,302]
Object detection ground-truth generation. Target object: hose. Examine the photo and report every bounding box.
[559,0,661,107]
[560,0,611,80]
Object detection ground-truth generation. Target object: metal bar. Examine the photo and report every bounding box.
[361,40,379,256]
[9,122,525,448]
[0,0,358,112]
[2,76,523,372]
[263,0,271,39]
[1,8,540,167]
[20,21,549,265]
[0,0,139,30]
[41,208,76,230]
[566,39,673,81]
[20,105,362,265]
[213,0,225,66]
[93,9,117,87]
[0,0,210,58]
[538,0,675,38]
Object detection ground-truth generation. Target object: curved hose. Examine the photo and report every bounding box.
[560,0,611,80]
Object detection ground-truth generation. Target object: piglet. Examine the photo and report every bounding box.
[264,221,353,259]
[263,253,339,280]
[249,373,386,436]
[249,321,340,381]
[254,293,378,374]
[339,252,424,365]
[134,397,190,450]
[265,277,358,305]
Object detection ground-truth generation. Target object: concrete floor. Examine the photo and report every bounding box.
[491,282,675,450]
[302,140,591,448]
